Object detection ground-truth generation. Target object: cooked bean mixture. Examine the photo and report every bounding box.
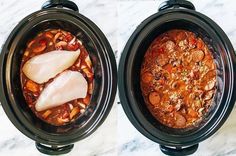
[140,29,217,128]
[21,29,94,126]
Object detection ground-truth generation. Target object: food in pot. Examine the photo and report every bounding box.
[20,29,94,126]
[23,49,80,84]
[140,29,217,128]
[35,70,88,112]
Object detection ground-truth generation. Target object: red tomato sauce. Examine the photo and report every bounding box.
[140,29,217,128]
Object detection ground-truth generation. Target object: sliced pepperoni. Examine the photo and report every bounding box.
[32,39,47,53]
[149,92,161,106]
[175,113,186,127]
[141,72,153,83]
[192,50,205,62]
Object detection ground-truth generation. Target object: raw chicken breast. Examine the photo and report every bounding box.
[35,70,88,111]
[22,49,80,84]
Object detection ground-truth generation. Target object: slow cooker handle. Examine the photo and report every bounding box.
[159,144,199,156]
[35,142,74,155]
[42,0,79,11]
[158,0,195,11]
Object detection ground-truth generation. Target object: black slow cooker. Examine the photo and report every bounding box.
[0,0,117,155]
[118,0,236,155]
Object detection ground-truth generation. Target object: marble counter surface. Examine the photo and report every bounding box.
[1,0,236,156]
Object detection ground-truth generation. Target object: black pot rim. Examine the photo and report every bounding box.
[118,7,236,147]
[0,7,117,146]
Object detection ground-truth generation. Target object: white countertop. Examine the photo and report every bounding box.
[1,0,236,156]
